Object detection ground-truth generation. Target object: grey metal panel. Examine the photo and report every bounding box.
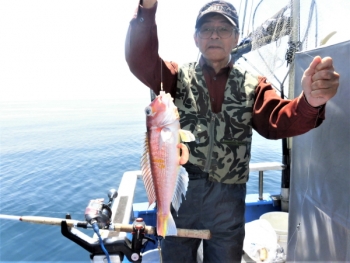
[288,40,350,262]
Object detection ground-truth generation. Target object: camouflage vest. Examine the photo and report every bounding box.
[175,62,258,184]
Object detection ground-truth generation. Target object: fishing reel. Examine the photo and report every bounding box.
[84,189,118,229]
[61,188,155,263]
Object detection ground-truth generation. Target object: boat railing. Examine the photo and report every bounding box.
[109,163,286,230]
[118,162,286,211]
[116,162,286,215]
[249,162,286,200]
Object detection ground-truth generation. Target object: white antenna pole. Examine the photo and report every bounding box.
[281,0,300,213]
[288,0,300,100]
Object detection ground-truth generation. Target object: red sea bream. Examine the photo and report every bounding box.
[141,91,194,237]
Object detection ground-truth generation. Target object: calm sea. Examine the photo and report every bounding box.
[0,99,281,262]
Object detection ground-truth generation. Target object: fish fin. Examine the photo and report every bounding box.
[165,212,177,236]
[171,166,189,214]
[179,129,195,142]
[141,132,156,207]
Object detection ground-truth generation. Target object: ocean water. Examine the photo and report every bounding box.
[0,99,282,262]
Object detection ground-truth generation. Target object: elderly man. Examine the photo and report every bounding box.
[125,1,339,262]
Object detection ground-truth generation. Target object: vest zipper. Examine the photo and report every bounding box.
[204,113,216,172]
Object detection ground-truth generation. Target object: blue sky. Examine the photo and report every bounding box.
[0,0,349,101]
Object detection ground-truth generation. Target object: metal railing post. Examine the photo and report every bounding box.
[259,171,264,200]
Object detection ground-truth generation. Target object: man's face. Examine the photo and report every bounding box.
[194,14,239,63]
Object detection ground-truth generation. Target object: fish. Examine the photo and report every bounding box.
[141,91,195,237]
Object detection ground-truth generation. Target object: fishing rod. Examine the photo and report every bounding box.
[0,188,211,263]
[0,214,211,239]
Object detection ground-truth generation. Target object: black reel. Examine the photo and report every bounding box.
[84,198,112,229]
[61,189,155,262]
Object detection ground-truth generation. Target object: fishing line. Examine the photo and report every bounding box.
[295,52,316,79]
[0,210,81,215]
[160,57,164,91]
[157,236,163,263]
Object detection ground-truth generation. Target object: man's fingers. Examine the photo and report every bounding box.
[304,56,322,77]
[302,56,339,107]
[305,76,339,107]
[178,143,189,165]
[315,57,334,72]
[311,70,336,85]
[310,87,333,98]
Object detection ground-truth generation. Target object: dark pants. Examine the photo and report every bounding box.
[161,166,246,263]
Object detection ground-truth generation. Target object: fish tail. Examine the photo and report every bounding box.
[157,212,177,237]
[166,213,177,236]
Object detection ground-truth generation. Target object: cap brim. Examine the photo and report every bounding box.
[196,12,237,28]
[222,14,237,27]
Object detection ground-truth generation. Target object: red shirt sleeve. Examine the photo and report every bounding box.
[125,2,178,99]
[252,77,325,139]
[125,3,326,139]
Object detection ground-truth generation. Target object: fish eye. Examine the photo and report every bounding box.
[145,106,152,116]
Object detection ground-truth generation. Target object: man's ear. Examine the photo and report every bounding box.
[232,32,239,50]
[194,33,199,47]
